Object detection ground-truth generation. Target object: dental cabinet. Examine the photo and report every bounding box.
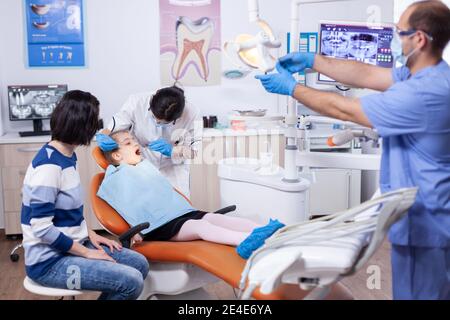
[0,134,103,237]
[190,129,286,213]
[304,128,362,216]
[190,128,362,217]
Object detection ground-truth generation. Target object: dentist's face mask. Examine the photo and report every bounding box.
[149,94,177,129]
[390,27,433,66]
[151,113,175,129]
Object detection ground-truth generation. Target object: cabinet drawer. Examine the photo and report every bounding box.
[0,144,43,167]
[4,188,23,212]
[5,211,22,235]
[2,167,28,190]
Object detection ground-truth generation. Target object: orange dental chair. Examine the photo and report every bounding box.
[90,147,353,300]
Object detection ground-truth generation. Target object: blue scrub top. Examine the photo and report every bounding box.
[361,60,450,248]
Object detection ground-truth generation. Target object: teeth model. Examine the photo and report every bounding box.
[30,4,51,16]
[172,16,214,82]
[32,21,50,30]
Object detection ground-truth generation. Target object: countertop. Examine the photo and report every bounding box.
[0,133,51,145]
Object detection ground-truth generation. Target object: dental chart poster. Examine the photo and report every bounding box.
[25,0,85,67]
[160,0,222,86]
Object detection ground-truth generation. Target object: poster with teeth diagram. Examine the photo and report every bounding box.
[25,0,85,67]
[160,0,222,86]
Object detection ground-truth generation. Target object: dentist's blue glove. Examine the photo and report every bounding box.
[279,52,316,74]
[96,133,119,152]
[149,139,173,157]
[255,63,298,96]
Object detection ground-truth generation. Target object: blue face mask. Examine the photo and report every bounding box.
[151,113,174,129]
[390,31,419,66]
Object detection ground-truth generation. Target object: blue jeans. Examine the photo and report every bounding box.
[34,241,150,300]
[391,245,450,300]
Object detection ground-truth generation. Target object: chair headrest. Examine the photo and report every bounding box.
[92,146,110,171]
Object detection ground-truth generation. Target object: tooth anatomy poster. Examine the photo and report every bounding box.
[160,0,222,86]
[25,0,85,67]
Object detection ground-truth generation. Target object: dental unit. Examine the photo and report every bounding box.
[221,0,379,224]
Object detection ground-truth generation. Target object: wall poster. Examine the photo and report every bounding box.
[160,0,222,86]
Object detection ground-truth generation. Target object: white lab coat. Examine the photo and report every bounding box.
[108,91,200,197]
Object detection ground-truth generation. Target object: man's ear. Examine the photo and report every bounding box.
[417,31,429,50]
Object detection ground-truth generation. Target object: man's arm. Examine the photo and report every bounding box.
[293,84,373,128]
[313,55,393,92]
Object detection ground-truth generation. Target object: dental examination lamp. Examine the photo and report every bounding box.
[224,0,282,74]
[226,0,359,183]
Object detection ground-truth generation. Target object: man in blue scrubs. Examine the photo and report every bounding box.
[256,0,450,300]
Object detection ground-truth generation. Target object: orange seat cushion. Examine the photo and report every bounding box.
[133,241,353,300]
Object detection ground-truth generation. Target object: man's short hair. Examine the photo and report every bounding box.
[409,0,450,56]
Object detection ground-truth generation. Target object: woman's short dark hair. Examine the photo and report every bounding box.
[149,86,185,123]
[51,90,100,146]
[409,0,450,56]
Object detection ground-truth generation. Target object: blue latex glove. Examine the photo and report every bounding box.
[255,63,298,96]
[149,139,173,157]
[96,133,119,152]
[279,52,315,74]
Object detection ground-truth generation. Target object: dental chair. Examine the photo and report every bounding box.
[90,147,353,300]
[238,188,418,300]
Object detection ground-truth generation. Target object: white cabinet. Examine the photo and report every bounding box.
[309,168,361,216]
[190,130,286,212]
[0,141,103,236]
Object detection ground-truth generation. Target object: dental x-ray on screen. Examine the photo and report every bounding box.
[318,21,394,84]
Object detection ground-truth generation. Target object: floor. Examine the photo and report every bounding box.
[0,230,393,300]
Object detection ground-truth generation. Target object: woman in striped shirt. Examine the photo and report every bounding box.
[21,90,149,300]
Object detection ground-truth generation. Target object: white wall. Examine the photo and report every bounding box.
[394,0,450,62]
[0,0,393,134]
[0,0,393,229]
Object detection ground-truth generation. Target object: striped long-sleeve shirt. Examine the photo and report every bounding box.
[21,144,88,280]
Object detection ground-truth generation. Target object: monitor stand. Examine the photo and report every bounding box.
[19,120,51,137]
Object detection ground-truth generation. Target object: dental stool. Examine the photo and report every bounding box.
[90,147,353,300]
[23,277,89,300]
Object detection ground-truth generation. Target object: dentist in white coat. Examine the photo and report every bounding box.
[103,86,200,197]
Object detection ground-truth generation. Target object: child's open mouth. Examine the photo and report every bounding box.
[135,149,141,156]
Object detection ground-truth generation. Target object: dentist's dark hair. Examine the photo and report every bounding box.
[149,86,185,123]
[51,90,100,146]
[409,0,450,56]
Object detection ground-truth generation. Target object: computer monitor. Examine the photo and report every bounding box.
[8,84,68,137]
[318,21,394,85]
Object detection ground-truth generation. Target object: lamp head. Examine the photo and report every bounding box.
[224,19,281,74]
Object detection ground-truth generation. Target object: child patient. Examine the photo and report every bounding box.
[96,131,285,259]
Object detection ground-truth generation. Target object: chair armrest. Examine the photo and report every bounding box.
[119,223,150,249]
[214,205,237,215]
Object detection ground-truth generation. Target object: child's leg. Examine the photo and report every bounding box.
[171,219,250,246]
[202,213,262,233]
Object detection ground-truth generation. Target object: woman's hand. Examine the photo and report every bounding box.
[84,248,116,263]
[69,241,116,263]
[89,230,122,253]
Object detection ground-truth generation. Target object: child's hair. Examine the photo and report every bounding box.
[101,131,127,166]
[51,90,100,146]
